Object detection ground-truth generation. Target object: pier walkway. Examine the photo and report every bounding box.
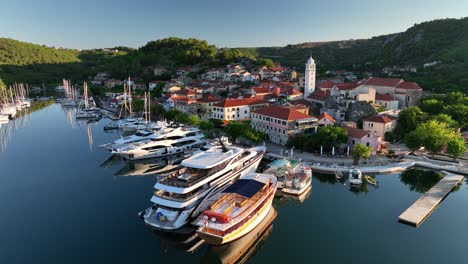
[398,172,464,227]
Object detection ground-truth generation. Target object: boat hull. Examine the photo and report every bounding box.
[197,192,275,245]
[282,182,311,195]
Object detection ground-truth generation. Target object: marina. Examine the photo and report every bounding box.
[1,103,468,264]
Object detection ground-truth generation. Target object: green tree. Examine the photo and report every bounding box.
[430,114,459,128]
[187,114,201,126]
[396,107,427,136]
[224,121,248,141]
[352,143,371,165]
[405,131,422,154]
[175,112,190,123]
[419,99,444,115]
[446,135,467,161]
[199,120,215,130]
[414,120,454,158]
[164,109,181,121]
[307,126,348,151]
[443,104,468,128]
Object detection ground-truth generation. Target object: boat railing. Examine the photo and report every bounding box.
[154,184,208,202]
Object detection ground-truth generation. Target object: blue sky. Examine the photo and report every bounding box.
[0,0,466,49]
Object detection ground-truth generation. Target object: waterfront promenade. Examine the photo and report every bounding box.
[265,142,468,175]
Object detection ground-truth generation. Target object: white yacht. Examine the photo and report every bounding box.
[76,82,101,119]
[142,144,266,231]
[100,125,181,151]
[100,129,156,151]
[115,154,189,177]
[112,127,205,160]
[121,120,171,133]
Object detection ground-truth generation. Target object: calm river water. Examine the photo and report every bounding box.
[1,104,467,264]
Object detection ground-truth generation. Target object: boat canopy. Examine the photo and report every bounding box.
[222,179,264,198]
[181,147,243,169]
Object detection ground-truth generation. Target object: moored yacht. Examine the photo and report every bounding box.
[282,164,312,196]
[112,127,205,160]
[193,172,277,245]
[142,144,266,231]
[100,129,155,151]
[263,158,300,189]
[115,153,189,177]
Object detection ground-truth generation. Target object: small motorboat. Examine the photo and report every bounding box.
[364,175,378,188]
[348,168,362,188]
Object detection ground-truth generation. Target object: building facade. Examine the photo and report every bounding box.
[252,106,318,145]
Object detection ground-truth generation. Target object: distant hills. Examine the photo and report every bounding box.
[0,17,467,93]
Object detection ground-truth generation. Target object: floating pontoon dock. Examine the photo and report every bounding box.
[398,172,464,227]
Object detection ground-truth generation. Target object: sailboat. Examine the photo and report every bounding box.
[76,82,101,119]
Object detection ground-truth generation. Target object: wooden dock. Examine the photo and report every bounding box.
[399,173,464,227]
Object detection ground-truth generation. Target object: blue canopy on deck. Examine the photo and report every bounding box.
[222,179,264,198]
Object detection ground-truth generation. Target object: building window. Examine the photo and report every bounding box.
[245,110,247,114]
[368,134,370,137]
[352,140,355,145]
[366,142,370,147]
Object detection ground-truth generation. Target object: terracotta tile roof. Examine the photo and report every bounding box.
[171,96,195,103]
[253,106,314,121]
[271,67,285,72]
[252,86,271,94]
[336,82,359,90]
[289,99,311,106]
[284,104,309,112]
[364,77,403,87]
[197,95,222,103]
[381,114,398,121]
[375,93,396,101]
[319,81,336,89]
[363,115,393,123]
[214,97,268,108]
[396,81,422,90]
[308,90,330,100]
[345,127,370,139]
[283,88,302,96]
[317,112,336,123]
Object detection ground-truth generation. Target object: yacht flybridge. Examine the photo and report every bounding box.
[111,127,205,160]
[100,125,177,151]
[142,145,266,231]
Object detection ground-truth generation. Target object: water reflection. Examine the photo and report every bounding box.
[0,108,33,152]
[200,208,277,264]
[152,228,205,254]
[400,169,445,193]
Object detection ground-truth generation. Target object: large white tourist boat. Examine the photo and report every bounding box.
[141,144,266,231]
[193,172,277,245]
[111,127,205,160]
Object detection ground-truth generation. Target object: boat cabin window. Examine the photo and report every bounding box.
[143,145,166,151]
[166,136,183,140]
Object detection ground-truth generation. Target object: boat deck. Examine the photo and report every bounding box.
[398,173,464,227]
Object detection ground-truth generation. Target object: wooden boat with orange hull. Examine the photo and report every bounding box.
[193,173,277,245]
